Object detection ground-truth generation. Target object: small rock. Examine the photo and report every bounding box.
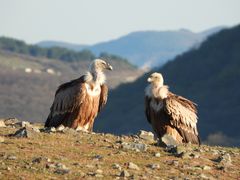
[56,125,65,131]
[147,164,160,170]
[73,162,81,166]
[166,160,179,166]
[32,157,42,164]
[87,172,95,176]
[112,163,122,170]
[127,162,140,170]
[0,120,6,127]
[42,127,56,133]
[165,145,178,154]
[86,164,95,169]
[199,173,211,179]
[95,174,104,178]
[119,170,130,177]
[7,155,17,160]
[160,134,178,147]
[46,163,56,169]
[121,142,147,152]
[0,136,4,143]
[215,153,232,166]
[191,153,200,158]
[4,118,19,126]
[54,168,70,175]
[95,169,103,174]
[202,165,211,170]
[56,163,67,169]
[12,126,40,138]
[62,127,78,135]
[212,149,220,155]
[138,130,155,142]
[93,155,103,160]
[154,152,161,157]
[16,121,31,128]
[179,152,191,159]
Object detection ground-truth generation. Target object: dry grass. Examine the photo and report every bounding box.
[0,126,240,179]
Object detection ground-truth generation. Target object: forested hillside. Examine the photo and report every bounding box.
[95,25,240,146]
[0,38,143,122]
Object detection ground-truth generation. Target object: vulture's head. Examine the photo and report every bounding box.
[90,59,113,72]
[147,72,164,86]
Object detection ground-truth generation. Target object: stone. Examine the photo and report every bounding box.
[0,136,4,143]
[202,165,211,170]
[86,164,95,169]
[112,163,122,170]
[95,174,104,178]
[166,160,179,166]
[119,170,130,177]
[147,164,160,170]
[127,162,140,170]
[95,169,103,174]
[154,152,161,157]
[12,126,40,138]
[16,121,31,128]
[138,130,155,142]
[4,118,20,126]
[46,163,56,169]
[165,145,178,154]
[160,134,178,147]
[0,120,6,127]
[56,125,65,131]
[93,155,103,160]
[7,155,17,160]
[73,162,81,166]
[215,153,232,166]
[56,163,67,169]
[62,127,78,135]
[199,174,211,179]
[32,157,42,164]
[121,142,147,152]
[54,168,70,175]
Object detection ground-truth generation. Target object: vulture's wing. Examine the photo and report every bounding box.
[98,84,108,112]
[45,76,86,128]
[144,96,152,124]
[164,93,200,144]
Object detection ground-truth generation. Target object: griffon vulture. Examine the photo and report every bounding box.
[145,72,200,145]
[45,59,113,131]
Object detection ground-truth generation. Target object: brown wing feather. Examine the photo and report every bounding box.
[98,84,108,112]
[45,76,86,128]
[144,96,152,124]
[164,93,200,144]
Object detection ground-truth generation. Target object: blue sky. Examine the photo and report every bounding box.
[1,0,240,45]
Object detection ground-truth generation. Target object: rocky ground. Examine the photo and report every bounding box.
[0,118,240,180]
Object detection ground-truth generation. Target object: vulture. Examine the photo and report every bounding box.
[45,59,113,131]
[145,72,200,145]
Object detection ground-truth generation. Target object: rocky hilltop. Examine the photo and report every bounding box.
[0,118,239,179]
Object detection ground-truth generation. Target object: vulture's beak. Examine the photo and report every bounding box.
[106,63,113,71]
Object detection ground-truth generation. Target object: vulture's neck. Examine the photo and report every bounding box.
[85,70,106,85]
[148,84,169,100]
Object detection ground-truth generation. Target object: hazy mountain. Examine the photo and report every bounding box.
[37,26,225,68]
[37,40,88,51]
[94,25,240,146]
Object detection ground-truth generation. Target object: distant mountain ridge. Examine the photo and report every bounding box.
[37,26,226,68]
[37,40,88,51]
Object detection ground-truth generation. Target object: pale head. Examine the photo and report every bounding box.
[89,59,113,73]
[147,72,164,86]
